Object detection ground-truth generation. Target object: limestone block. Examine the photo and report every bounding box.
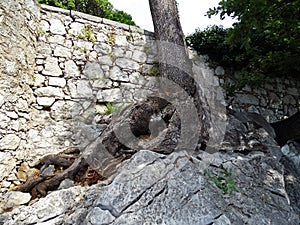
[35,86,64,97]
[94,42,111,54]
[0,134,21,150]
[33,73,45,87]
[115,35,128,46]
[132,50,147,63]
[54,45,71,59]
[69,80,93,99]
[64,60,80,78]
[49,18,66,35]
[98,55,113,66]
[49,77,67,87]
[37,97,56,107]
[69,22,85,36]
[116,58,139,70]
[42,57,62,76]
[83,62,104,80]
[109,66,129,82]
[96,89,122,102]
[92,78,113,89]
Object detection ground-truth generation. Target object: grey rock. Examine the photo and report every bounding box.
[132,50,147,63]
[35,86,64,97]
[50,100,83,121]
[58,178,75,190]
[83,62,104,80]
[215,66,225,76]
[116,58,139,70]
[110,66,129,82]
[2,150,299,225]
[0,191,31,213]
[96,88,122,102]
[235,94,259,105]
[64,60,80,78]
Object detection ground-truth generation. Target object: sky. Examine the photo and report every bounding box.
[109,0,236,35]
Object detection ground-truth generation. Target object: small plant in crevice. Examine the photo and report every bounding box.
[38,27,45,36]
[108,33,116,45]
[205,168,238,194]
[104,102,115,115]
[78,25,96,43]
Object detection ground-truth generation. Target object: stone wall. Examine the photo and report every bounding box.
[0,1,299,193]
[214,66,300,122]
[0,0,40,192]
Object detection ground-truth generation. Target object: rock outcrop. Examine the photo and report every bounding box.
[0,148,299,225]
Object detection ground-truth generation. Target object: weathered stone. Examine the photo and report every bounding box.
[49,18,66,35]
[42,57,63,76]
[96,88,122,102]
[110,66,129,82]
[36,97,56,107]
[132,50,147,63]
[53,45,72,59]
[35,86,64,97]
[83,62,104,80]
[94,42,112,54]
[64,60,80,78]
[50,100,83,121]
[0,134,21,150]
[115,35,128,46]
[235,94,259,105]
[48,77,67,87]
[98,55,113,66]
[116,58,139,70]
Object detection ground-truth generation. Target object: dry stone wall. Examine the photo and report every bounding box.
[0,1,299,193]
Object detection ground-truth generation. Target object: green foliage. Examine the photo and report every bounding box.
[206,168,238,194]
[104,102,115,115]
[187,0,300,86]
[37,0,136,26]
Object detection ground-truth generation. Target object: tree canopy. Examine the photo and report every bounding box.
[38,0,137,26]
[187,0,300,84]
